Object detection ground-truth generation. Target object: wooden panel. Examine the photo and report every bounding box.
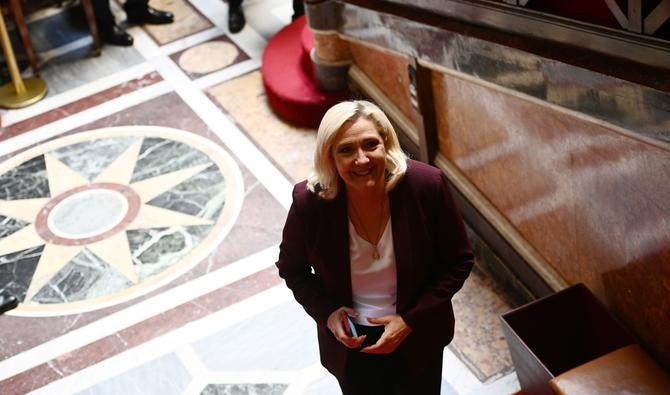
[434,71,670,369]
[347,41,418,128]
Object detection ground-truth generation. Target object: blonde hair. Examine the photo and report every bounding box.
[307,100,408,200]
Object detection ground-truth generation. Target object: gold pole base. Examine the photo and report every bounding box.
[0,77,48,109]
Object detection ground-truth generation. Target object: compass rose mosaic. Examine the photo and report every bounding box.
[0,127,243,316]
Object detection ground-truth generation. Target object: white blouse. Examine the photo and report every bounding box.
[348,218,397,326]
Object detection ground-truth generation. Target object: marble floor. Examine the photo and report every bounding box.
[0,0,521,393]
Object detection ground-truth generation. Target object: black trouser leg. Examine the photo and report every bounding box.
[123,0,150,18]
[292,0,304,19]
[92,0,116,32]
[339,324,444,395]
[339,325,394,395]
[227,0,245,33]
[395,351,444,394]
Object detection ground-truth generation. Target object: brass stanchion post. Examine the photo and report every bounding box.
[0,10,47,108]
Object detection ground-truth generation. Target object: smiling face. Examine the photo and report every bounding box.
[331,117,387,193]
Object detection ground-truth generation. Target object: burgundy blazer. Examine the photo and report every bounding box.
[276,160,474,379]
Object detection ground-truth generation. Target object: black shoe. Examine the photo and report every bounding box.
[101,24,134,46]
[0,292,18,314]
[127,6,174,25]
[228,4,245,34]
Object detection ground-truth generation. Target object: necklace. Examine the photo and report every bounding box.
[349,195,387,260]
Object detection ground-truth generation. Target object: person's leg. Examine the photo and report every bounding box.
[338,325,395,395]
[92,0,115,32]
[93,0,134,46]
[228,0,245,33]
[122,0,147,18]
[124,0,173,24]
[292,0,304,21]
[394,350,444,395]
[340,354,393,395]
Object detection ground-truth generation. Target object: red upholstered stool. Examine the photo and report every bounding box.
[549,344,670,395]
[261,16,346,128]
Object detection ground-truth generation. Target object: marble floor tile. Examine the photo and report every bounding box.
[450,265,516,382]
[470,372,521,395]
[143,0,214,45]
[76,353,191,395]
[0,185,282,360]
[0,266,283,394]
[441,379,461,395]
[26,5,93,53]
[171,36,250,80]
[72,92,209,133]
[193,300,320,371]
[0,70,162,142]
[0,127,243,314]
[201,383,288,395]
[41,45,145,97]
[205,179,285,268]
[207,71,316,182]
[0,86,289,357]
[302,375,341,395]
[0,173,284,359]
[24,286,298,395]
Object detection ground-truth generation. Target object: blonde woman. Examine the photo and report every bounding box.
[276,100,473,393]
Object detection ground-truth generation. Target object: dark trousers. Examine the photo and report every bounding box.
[338,324,444,395]
[93,0,149,31]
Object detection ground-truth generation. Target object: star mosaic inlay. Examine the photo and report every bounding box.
[0,127,244,316]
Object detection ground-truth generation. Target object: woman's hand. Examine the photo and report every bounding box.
[327,307,367,349]
[360,314,412,354]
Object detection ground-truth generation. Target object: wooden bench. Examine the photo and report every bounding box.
[549,343,670,395]
[501,284,635,395]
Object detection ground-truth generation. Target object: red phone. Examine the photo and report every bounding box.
[340,311,358,337]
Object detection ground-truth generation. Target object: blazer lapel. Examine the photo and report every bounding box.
[318,191,353,307]
[390,184,412,312]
